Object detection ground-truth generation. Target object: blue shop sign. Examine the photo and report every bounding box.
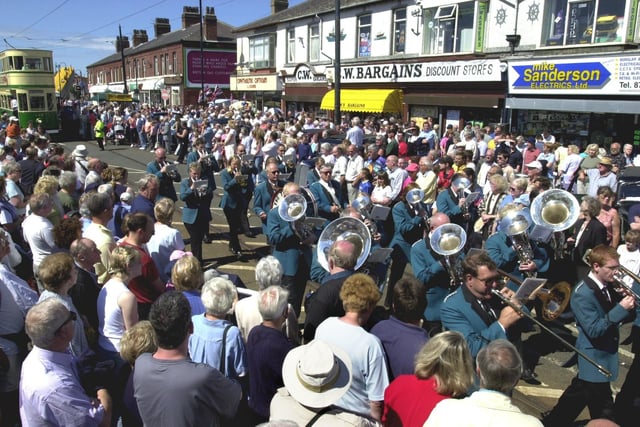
[511,62,611,90]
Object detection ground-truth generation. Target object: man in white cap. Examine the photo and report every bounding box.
[72,145,90,187]
[270,340,378,426]
[525,160,543,181]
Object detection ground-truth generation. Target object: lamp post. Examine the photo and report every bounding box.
[334,0,341,125]
[119,24,129,94]
[198,0,205,106]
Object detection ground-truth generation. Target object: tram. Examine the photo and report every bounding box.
[0,49,59,136]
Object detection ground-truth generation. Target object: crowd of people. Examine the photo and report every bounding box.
[1,103,639,427]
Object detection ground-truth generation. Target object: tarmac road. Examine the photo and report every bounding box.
[62,138,636,424]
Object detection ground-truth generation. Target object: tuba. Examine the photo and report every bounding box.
[278,193,314,242]
[531,188,580,260]
[406,188,429,226]
[451,176,471,218]
[430,223,467,289]
[317,217,372,272]
[352,194,378,236]
[499,205,536,277]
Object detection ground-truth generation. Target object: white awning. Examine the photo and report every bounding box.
[107,84,125,94]
[141,79,164,90]
[89,84,108,94]
[505,97,640,114]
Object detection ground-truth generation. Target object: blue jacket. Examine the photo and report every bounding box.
[220,169,243,210]
[411,238,464,322]
[146,160,180,201]
[441,285,508,358]
[389,201,427,261]
[485,231,550,291]
[572,276,631,382]
[310,180,347,221]
[185,152,219,190]
[436,188,465,227]
[306,168,321,187]
[180,178,213,224]
[253,179,286,232]
[266,208,310,276]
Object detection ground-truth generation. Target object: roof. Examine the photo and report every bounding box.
[233,0,381,33]
[87,21,235,68]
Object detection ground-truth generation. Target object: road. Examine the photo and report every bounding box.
[62,139,636,423]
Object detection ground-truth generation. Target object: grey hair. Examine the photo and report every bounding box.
[200,277,237,317]
[136,174,159,192]
[97,183,114,197]
[258,286,289,321]
[255,256,283,290]
[25,299,69,349]
[58,171,77,190]
[476,339,522,395]
[84,191,112,217]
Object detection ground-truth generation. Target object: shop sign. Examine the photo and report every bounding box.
[509,55,640,95]
[185,49,235,88]
[230,74,281,91]
[340,59,501,83]
[284,64,327,83]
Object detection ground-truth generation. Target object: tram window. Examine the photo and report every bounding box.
[17,93,28,111]
[12,57,24,70]
[46,93,54,110]
[30,92,45,110]
[25,58,42,70]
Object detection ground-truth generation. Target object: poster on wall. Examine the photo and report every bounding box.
[185,49,236,88]
[445,110,460,131]
[359,31,371,57]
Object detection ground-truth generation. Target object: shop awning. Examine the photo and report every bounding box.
[89,84,108,94]
[320,89,403,113]
[505,97,640,115]
[141,79,164,91]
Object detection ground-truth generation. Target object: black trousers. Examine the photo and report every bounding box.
[615,351,640,426]
[184,214,209,263]
[223,206,242,251]
[543,376,614,427]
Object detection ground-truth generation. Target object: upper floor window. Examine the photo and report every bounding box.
[250,34,276,69]
[423,1,475,54]
[393,9,407,54]
[358,14,372,57]
[309,24,320,62]
[543,0,625,46]
[154,56,158,75]
[287,29,296,63]
[172,52,177,73]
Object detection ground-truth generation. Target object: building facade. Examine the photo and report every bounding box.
[86,6,236,107]
[233,0,640,147]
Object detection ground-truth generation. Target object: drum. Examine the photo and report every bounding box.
[301,187,318,217]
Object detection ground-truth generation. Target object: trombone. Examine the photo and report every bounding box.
[490,283,612,378]
[612,265,640,302]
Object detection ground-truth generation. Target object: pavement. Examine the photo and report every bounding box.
[62,138,636,423]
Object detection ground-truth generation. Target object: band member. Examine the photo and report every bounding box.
[253,159,286,234]
[306,157,324,187]
[411,212,461,335]
[236,144,258,237]
[266,182,315,317]
[440,250,524,358]
[180,163,214,264]
[310,164,347,222]
[435,173,468,229]
[220,156,245,256]
[543,245,635,427]
[146,148,181,202]
[276,144,296,182]
[485,204,550,291]
[567,196,607,281]
[186,138,219,243]
[386,183,429,308]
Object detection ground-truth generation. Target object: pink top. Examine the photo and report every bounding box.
[597,206,618,245]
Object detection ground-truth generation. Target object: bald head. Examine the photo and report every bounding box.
[328,239,358,272]
[430,212,450,232]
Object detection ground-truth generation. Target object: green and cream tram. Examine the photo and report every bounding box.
[0,49,59,135]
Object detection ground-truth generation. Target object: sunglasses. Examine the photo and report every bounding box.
[56,311,77,333]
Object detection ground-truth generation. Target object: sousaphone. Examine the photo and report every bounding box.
[317,217,372,272]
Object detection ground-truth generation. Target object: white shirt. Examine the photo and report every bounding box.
[332,155,348,180]
[22,214,57,271]
[388,167,407,200]
[147,223,185,283]
[345,155,364,182]
[97,277,130,352]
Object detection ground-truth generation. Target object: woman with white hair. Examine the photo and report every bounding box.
[234,255,300,344]
[188,277,247,381]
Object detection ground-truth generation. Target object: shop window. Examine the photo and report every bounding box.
[358,14,372,58]
[250,34,276,69]
[309,24,320,62]
[287,29,296,63]
[423,1,475,55]
[543,0,626,46]
[393,8,407,54]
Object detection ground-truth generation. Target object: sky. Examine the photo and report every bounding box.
[2,0,306,73]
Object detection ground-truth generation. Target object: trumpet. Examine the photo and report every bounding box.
[406,188,430,226]
[490,287,612,378]
[611,265,640,302]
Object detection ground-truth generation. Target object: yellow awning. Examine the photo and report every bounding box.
[320,89,404,113]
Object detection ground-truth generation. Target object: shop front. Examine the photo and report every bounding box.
[229,73,282,112]
[283,58,505,129]
[506,54,640,149]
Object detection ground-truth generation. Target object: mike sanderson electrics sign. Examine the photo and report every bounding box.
[340,59,502,83]
[508,55,640,95]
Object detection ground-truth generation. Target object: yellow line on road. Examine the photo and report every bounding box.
[515,385,564,399]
